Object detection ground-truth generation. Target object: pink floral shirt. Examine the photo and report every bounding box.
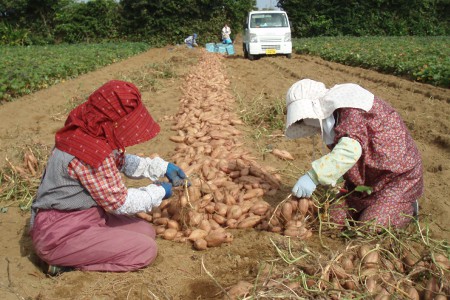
[333,97,423,201]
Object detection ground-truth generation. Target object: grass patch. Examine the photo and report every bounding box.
[120,61,178,92]
[0,144,50,211]
[293,36,450,88]
[0,42,150,103]
[235,91,286,138]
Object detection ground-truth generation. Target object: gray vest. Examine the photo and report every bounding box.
[30,148,97,227]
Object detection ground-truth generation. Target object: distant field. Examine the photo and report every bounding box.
[293,36,450,88]
[1,38,448,103]
[0,42,149,102]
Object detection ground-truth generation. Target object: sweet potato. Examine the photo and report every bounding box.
[209,219,221,230]
[224,191,237,206]
[285,219,303,228]
[281,201,293,222]
[331,265,349,279]
[271,148,294,160]
[215,202,228,216]
[237,215,261,229]
[205,203,216,214]
[249,200,270,216]
[242,188,264,200]
[341,257,354,271]
[153,217,169,226]
[194,239,208,251]
[212,214,226,225]
[358,244,370,259]
[188,229,208,241]
[227,205,243,220]
[167,220,180,231]
[235,175,261,184]
[199,219,212,233]
[136,212,152,222]
[163,228,178,240]
[226,219,238,229]
[213,189,225,202]
[284,228,301,237]
[434,253,450,270]
[227,281,253,300]
[240,200,256,213]
[205,229,228,247]
[188,186,201,202]
[298,198,309,216]
[155,226,166,235]
[362,250,379,267]
[270,226,283,233]
[169,135,186,143]
[188,211,203,227]
[405,286,420,300]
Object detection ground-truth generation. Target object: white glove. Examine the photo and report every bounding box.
[292,174,317,198]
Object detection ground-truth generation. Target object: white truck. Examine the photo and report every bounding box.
[243,10,292,60]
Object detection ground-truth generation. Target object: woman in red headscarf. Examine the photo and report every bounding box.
[29,80,187,275]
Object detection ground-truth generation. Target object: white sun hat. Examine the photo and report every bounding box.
[285,79,328,139]
[285,80,375,139]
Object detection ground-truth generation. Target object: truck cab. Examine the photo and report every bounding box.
[243,10,292,60]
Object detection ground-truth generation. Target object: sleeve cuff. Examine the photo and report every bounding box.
[306,169,320,185]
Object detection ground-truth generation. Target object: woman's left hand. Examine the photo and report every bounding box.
[165,163,188,186]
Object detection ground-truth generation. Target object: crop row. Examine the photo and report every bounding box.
[293,36,450,88]
[1,37,448,103]
[0,42,149,103]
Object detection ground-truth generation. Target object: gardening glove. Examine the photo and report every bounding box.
[158,182,173,199]
[292,174,317,198]
[165,162,188,187]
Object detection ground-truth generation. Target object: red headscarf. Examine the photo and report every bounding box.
[55,80,160,168]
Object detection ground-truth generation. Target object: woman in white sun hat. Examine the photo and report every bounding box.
[285,79,423,229]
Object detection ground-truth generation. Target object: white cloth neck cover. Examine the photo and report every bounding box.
[320,114,336,145]
[300,116,335,145]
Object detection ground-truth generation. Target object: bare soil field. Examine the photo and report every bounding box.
[0,39,449,300]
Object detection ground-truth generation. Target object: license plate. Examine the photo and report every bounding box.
[265,49,276,55]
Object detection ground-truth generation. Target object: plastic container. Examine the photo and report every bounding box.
[205,43,216,53]
[217,44,227,54]
[226,44,235,55]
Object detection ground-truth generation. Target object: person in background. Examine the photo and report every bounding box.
[184,33,198,48]
[285,79,423,229]
[222,23,232,44]
[29,80,188,275]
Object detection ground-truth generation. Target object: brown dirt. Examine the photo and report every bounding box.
[0,37,449,299]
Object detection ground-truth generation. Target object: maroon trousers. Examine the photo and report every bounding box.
[30,207,157,272]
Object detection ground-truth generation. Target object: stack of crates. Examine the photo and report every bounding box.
[204,43,234,55]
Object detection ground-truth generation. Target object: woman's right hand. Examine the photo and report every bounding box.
[292,174,317,198]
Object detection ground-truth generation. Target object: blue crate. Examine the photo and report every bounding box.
[216,44,227,54]
[226,44,235,55]
[205,43,216,53]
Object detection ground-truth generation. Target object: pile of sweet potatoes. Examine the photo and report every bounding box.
[143,51,315,249]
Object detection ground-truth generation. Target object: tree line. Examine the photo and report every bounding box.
[278,0,449,37]
[0,0,448,46]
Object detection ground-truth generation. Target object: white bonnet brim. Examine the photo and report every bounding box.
[285,79,328,139]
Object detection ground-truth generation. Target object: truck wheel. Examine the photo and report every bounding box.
[243,44,248,58]
[286,53,292,59]
[248,53,255,61]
